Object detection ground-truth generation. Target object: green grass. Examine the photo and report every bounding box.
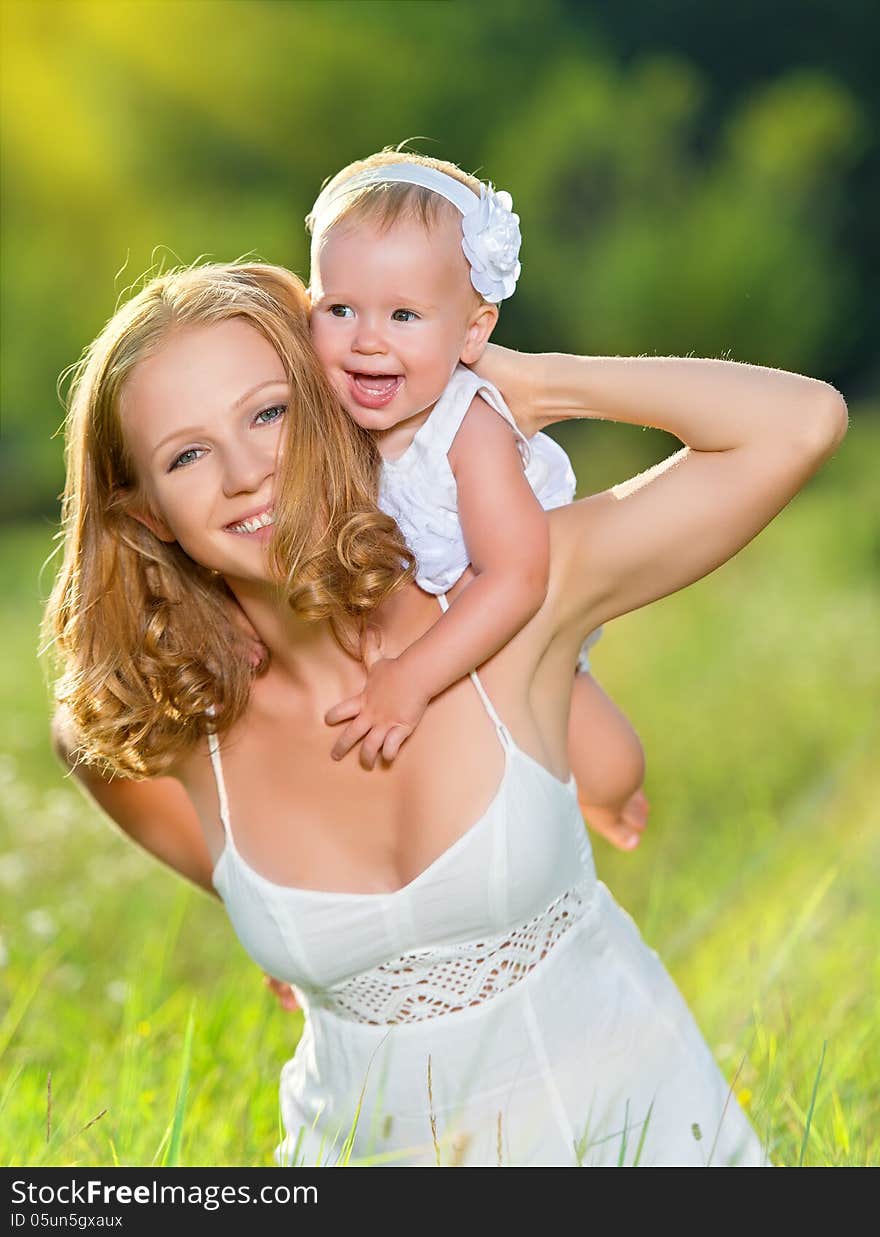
[1,416,878,1167]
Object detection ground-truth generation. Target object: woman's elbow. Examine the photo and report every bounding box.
[801,383,849,457]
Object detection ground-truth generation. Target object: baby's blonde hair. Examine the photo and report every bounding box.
[43,261,414,779]
[307,146,486,300]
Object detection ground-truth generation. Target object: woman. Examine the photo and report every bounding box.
[46,262,847,1167]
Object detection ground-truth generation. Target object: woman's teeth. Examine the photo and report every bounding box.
[228,510,275,534]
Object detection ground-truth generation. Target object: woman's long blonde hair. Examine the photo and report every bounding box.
[43,261,414,779]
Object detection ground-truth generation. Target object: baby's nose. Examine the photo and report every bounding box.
[352,319,387,354]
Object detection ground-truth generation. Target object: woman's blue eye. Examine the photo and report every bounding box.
[168,406,285,471]
[254,404,287,425]
[392,309,418,322]
[169,447,202,471]
[329,305,354,318]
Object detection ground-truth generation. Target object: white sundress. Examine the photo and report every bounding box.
[378,364,603,673]
[208,604,772,1168]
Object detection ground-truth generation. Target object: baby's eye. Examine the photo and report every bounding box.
[254,404,287,425]
[169,447,204,471]
[391,309,419,323]
[328,304,354,318]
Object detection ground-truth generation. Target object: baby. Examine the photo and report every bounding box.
[306,149,648,850]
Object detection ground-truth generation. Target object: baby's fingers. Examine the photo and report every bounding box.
[359,725,389,772]
[325,694,363,727]
[381,725,411,764]
[330,713,372,761]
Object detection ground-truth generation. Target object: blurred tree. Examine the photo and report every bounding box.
[0,0,873,520]
[566,0,880,394]
[490,57,864,375]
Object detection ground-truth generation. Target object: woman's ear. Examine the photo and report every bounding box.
[460,302,500,366]
[115,488,176,544]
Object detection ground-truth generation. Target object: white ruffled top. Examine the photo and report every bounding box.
[377,364,602,672]
[379,364,576,592]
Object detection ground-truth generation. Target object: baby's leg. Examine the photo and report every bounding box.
[568,671,648,850]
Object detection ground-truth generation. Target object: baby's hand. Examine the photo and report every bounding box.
[325,637,431,770]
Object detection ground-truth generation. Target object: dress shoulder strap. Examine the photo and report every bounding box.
[205,713,234,847]
[436,593,514,752]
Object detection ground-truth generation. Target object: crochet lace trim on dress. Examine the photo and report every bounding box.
[313,878,595,1025]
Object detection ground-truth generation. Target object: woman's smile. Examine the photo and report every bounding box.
[225,505,276,538]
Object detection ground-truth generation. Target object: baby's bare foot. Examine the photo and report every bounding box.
[579,788,649,851]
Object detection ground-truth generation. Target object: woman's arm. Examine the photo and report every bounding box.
[474,344,845,442]
[51,709,219,898]
[475,346,848,633]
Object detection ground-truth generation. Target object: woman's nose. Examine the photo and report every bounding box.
[221,441,275,497]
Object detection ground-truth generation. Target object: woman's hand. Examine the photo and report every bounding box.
[264,974,300,1012]
[470,343,543,438]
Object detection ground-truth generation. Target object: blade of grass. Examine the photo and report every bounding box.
[830,1088,850,1156]
[0,1062,23,1119]
[631,1100,654,1167]
[798,1039,827,1167]
[0,949,60,1061]
[151,1121,172,1168]
[616,1098,630,1166]
[162,1000,196,1167]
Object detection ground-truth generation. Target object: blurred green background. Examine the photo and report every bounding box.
[2,0,878,519]
[1,0,878,1166]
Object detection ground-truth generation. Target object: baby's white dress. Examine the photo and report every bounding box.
[378,364,603,673]
[209,618,771,1167]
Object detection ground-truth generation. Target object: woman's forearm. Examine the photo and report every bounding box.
[532,352,845,449]
[474,344,846,450]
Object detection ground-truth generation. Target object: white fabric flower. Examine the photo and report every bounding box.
[460,184,522,302]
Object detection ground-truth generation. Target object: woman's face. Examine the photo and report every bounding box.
[120,317,289,585]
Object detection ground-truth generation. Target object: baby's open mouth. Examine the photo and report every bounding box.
[346,372,403,408]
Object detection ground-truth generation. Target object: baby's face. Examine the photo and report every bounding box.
[309,213,486,440]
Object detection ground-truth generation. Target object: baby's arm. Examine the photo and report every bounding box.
[326,396,550,768]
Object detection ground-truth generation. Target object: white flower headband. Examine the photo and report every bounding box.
[311,162,522,304]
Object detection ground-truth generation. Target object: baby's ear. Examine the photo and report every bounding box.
[460,301,500,365]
